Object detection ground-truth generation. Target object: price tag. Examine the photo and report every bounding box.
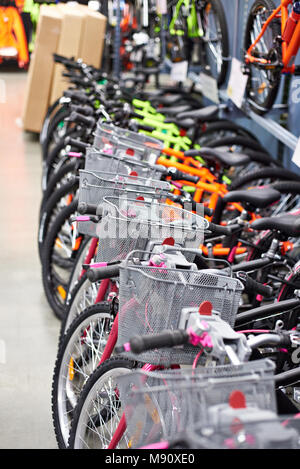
[292,137,300,168]
[170,60,188,83]
[72,222,78,250]
[156,0,167,14]
[227,58,248,109]
[199,73,219,104]
[130,49,143,62]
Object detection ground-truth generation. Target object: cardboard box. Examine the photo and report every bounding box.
[22,3,107,132]
[78,9,107,69]
[49,5,85,104]
[22,6,63,133]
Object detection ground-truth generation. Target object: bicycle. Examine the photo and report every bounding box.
[66,250,300,448]
[244,0,300,114]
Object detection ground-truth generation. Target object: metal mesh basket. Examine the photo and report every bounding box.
[182,414,300,449]
[84,147,165,180]
[94,196,207,265]
[93,121,164,164]
[77,170,171,236]
[117,359,277,448]
[117,255,243,365]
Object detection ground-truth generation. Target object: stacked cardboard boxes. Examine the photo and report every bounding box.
[22,3,107,133]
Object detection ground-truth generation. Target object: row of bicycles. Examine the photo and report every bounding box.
[38,53,300,449]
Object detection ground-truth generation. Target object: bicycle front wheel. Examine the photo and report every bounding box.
[199,0,230,86]
[244,0,281,114]
[52,303,114,448]
[68,357,136,449]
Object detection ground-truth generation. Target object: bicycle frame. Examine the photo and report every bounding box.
[246,0,300,73]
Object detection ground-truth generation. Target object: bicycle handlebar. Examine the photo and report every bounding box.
[87,264,121,282]
[77,202,102,215]
[63,90,91,104]
[64,137,90,151]
[67,112,96,128]
[117,327,296,356]
[115,329,190,354]
[53,54,82,70]
[236,271,274,298]
[166,167,199,184]
[69,104,94,116]
[207,222,232,236]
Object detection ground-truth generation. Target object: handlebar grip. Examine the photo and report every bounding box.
[168,168,199,184]
[236,271,274,298]
[87,264,120,282]
[70,104,94,116]
[77,202,102,216]
[53,54,78,67]
[135,123,156,132]
[179,173,199,184]
[68,112,96,128]
[183,149,202,157]
[208,222,231,236]
[70,76,90,87]
[126,330,190,354]
[63,90,91,104]
[64,137,90,151]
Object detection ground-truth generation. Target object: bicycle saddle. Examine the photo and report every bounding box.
[137,89,164,99]
[195,147,250,168]
[177,105,219,122]
[150,94,184,106]
[251,213,300,238]
[158,104,193,116]
[223,187,280,209]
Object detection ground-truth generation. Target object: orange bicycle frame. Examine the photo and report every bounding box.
[246,0,300,73]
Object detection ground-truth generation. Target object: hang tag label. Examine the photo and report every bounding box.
[292,137,300,168]
[199,73,219,104]
[130,49,143,62]
[170,60,188,83]
[156,0,167,14]
[72,222,78,250]
[227,58,248,109]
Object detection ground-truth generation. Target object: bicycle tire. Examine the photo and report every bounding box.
[42,106,71,161]
[197,120,258,146]
[244,0,282,115]
[41,200,83,320]
[230,167,300,191]
[62,272,102,336]
[65,236,96,305]
[200,0,230,86]
[43,127,83,191]
[52,302,113,448]
[40,160,80,214]
[38,178,79,261]
[68,357,136,449]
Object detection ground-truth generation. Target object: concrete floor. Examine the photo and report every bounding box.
[0,64,60,448]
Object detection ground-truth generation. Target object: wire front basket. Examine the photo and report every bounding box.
[93,121,164,164]
[117,359,277,449]
[77,170,171,236]
[117,252,243,365]
[94,196,207,265]
[84,147,165,180]
[179,414,300,449]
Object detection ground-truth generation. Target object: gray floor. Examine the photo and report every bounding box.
[0,65,60,448]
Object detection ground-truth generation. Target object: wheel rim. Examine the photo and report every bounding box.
[57,311,113,445]
[202,2,227,84]
[65,278,102,333]
[73,367,132,449]
[247,5,280,109]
